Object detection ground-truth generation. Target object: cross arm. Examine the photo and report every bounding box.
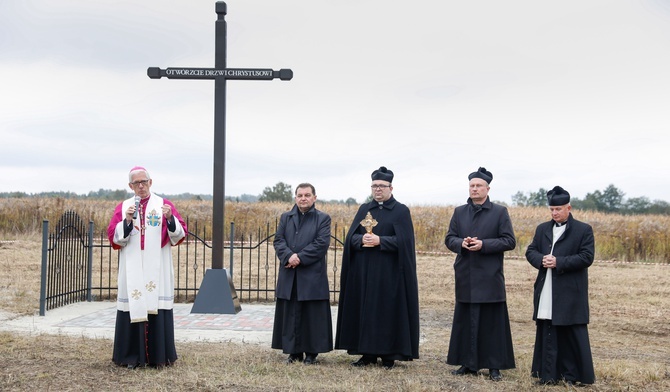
[147,67,293,81]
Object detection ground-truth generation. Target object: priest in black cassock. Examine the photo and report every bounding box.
[444,167,516,381]
[335,166,420,369]
[526,186,595,385]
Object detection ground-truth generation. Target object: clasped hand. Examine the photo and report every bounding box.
[286,254,301,269]
[362,233,380,247]
[542,255,556,269]
[462,236,482,251]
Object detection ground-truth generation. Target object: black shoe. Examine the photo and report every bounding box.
[351,356,377,367]
[286,353,303,364]
[489,369,502,381]
[381,360,395,369]
[303,353,318,365]
[451,366,477,376]
[126,363,138,369]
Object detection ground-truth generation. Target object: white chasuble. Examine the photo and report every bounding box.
[113,194,185,323]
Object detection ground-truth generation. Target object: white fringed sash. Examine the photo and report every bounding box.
[113,194,184,323]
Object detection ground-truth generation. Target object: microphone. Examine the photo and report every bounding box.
[133,196,140,219]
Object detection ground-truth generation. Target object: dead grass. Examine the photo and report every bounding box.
[1,238,670,391]
[2,199,670,261]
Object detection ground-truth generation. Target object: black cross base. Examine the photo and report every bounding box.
[190,269,241,314]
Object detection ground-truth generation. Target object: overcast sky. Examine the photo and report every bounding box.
[1,0,669,206]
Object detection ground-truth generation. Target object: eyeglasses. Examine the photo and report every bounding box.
[370,184,391,189]
[130,180,150,187]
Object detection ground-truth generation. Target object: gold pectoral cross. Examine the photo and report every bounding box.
[360,212,378,248]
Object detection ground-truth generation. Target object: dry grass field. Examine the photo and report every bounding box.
[1,233,669,391]
[2,198,669,261]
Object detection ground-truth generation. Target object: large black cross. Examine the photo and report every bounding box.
[147,2,292,314]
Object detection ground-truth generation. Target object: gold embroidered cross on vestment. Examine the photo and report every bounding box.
[146,281,156,292]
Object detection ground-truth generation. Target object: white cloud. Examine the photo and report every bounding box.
[1,0,669,206]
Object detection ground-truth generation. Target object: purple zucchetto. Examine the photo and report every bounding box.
[371,166,394,183]
[468,167,493,184]
[547,186,570,206]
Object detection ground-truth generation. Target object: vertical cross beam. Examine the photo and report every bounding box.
[212,2,227,270]
[146,1,292,314]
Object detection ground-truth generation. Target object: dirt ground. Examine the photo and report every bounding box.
[1,239,669,391]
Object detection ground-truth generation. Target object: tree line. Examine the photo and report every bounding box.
[0,189,213,202]
[0,181,356,206]
[2,182,668,215]
[512,184,670,215]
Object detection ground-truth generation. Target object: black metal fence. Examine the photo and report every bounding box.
[40,210,346,315]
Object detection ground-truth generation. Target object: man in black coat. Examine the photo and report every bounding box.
[335,166,420,369]
[526,186,595,385]
[272,183,333,365]
[445,167,516,381]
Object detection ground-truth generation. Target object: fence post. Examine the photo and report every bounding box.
[229,221,235,276]
[87,220,94,302]
[39,220,48,316]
